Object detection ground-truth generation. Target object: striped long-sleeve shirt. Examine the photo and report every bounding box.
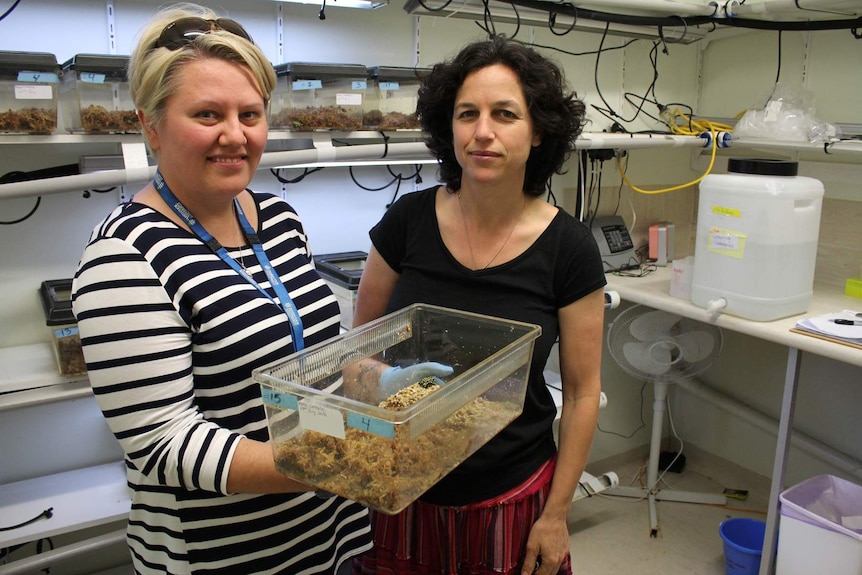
[72,193,371,574]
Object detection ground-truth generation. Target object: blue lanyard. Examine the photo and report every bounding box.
[153,170,304,351]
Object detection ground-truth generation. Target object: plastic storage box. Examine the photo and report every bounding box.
[313,251,367,330]
[39,279,87,377]
[365,66,429,130]
[271,62,368,131]
[60,54,140,134]
[691,158,824,321]
[776,474,862,575]
[0,51,60,134]
[254,303,540,514]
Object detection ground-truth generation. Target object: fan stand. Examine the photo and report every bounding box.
[608,379,727,537]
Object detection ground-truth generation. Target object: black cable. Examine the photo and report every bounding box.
[548,2,576,37]
[502,0,862,33]
[0,0,22,22]
[775,29,783,86]
[270,167,324,184]
[519,36,638,58]
[596,380,647,439]
[413,0,455,13]
[0,508,53,532]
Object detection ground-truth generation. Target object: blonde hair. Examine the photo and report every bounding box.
[129,3,276,129]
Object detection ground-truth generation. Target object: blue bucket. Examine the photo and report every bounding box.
[719,517,765,575]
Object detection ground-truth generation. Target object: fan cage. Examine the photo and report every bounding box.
[607,304,723,382]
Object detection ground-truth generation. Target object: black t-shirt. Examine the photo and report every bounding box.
[370,186,606,505]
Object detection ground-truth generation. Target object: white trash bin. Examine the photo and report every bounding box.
[776,474,862,575]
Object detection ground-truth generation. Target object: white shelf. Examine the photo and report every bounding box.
[604,267,862,368]
[0,462,130,549]
[0,343,88,395]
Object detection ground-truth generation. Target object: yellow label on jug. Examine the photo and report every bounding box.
[710,205,741,218]
[707,227,746,259]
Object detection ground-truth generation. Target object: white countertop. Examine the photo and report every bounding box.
[604,267,862,368]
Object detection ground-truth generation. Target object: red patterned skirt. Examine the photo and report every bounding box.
[354,455,572,575]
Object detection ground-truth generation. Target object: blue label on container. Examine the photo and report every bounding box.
[261,389,299,410]
[80,72,107,84]
[53,326,79,338]
[18,71,59,83]
[292,80,322,91]
[352,81,367,90]
[346,413,395,438]
[379,82,400,90]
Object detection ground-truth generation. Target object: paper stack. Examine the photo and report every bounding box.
[794,310,862,346]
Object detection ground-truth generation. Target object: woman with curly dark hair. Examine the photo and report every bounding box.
[352,36,606,575]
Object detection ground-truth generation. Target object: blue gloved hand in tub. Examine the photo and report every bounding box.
[379,362,454,396]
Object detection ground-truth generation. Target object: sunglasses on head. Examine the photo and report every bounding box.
[154,17,252,51]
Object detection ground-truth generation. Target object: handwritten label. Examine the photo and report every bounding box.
[379,82,400,91]
[53,326,79,339]
[336,93,362,106]
[260,389,298,410]
[17,71,59,83]
[80,72,107,84]
[292,80,322,91]
[346,413,395,438]
[299,400,345,439]
[707,227,746,259]
[351,81,367,90]
[14,84,53,100]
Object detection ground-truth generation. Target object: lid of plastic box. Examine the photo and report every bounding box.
[62,54,130,78]
[313,251,367,288]
[0,51,59,72]
[39,279,76,326]
[368,66,431,81]
[275,62,368,79]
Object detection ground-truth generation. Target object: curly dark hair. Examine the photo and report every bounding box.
[417,36,586,196]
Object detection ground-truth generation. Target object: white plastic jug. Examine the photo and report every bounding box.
[690,159,824,322]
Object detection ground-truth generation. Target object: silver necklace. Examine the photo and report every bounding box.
[457,191,525,270]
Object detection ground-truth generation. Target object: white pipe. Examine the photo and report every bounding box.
[734,0,861,18]
[575,133,705,151]
[574,0,716,17]
[0,142,434,201]
[0,529,126,575]
[676,377,862,481]
[0,135,707,201]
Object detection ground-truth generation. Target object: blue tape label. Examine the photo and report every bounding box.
[293,80,322,91]
[17,71,59,83]
[261,389,299,410]
[80,72,107,84]
[347,413,395,438]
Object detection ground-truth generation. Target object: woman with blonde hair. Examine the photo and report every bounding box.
[72,4,371,573]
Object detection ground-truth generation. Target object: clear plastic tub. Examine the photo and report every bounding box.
[364,66,429,130]
[270,62,368,131]
[0,51,60,134]
[60,54,140,134]
[39,279,87,377]
[254,303,540,514]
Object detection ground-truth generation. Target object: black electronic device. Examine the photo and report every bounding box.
[590,215,637,272]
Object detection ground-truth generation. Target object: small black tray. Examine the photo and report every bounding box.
[313,251,367,289]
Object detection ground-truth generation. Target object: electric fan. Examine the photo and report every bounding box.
[606,304,726,537]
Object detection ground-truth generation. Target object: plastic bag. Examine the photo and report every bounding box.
[734,83,839,143]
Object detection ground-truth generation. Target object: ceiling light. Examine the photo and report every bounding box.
[274,0,388,9]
